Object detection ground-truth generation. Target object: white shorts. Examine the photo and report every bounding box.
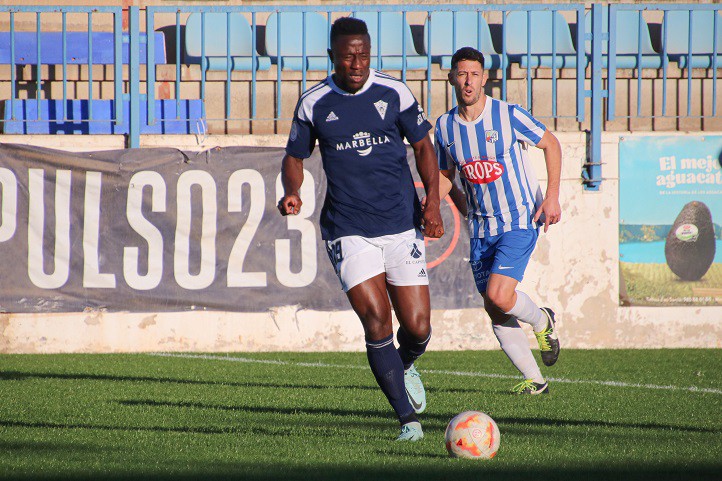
[325,228,428,292]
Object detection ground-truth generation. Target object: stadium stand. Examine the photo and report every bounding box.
[584,9,663,69]
[0,31,166,65]
[664,10,722,69]
[353,11,428,70]
[506,10,582,68]
[423,11,506,70]
[184,12,270,71]
[1,99,205,134]
[265,12,330,71]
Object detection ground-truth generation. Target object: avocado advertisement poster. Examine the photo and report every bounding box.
[619,135,722,306]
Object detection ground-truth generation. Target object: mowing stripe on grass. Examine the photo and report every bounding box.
[150,352,722,395]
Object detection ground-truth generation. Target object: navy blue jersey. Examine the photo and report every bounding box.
[286,69,432,240]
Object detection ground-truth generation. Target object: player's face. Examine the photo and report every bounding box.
[449,60,488,107]
[329,34,371,93]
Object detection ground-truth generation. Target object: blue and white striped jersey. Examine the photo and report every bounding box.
[287,69,432,240]
[435,96,546,238]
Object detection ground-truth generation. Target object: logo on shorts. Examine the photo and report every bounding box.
[498,265,514,270]
[410,243,422,259]
[418,268,427,278]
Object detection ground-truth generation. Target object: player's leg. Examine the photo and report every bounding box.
[470,233,547,394]
[385,229,431,414]
[346,277,422,439]
[485,229,560,367]
[484,275,547,394]
[325,235,420,440]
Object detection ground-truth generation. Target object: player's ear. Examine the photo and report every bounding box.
[327,48,334,62]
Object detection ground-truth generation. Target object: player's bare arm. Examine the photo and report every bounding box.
[278,154,304,216]
[533,130,563,232]
[412,136,444,238]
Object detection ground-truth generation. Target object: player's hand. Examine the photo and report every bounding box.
[533,196,562,233]
[277,194,302,216]
[422,200,444,238]
[420,196,427,213]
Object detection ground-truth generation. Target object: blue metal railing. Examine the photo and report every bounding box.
[1,3,721,191]
[607,3,721,121]
[0,5,124,127]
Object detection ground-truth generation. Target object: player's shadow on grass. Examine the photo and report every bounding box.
[0,370,379,391]
[118,399,394,428]
[492,415,721,434]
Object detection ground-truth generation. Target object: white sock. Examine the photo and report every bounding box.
[492,318,544,383]
[506,290,547,332]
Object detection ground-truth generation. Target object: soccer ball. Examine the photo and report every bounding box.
[445,411,500,459]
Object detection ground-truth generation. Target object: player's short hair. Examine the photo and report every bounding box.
[450,47,486,70]
[330,17,370,45]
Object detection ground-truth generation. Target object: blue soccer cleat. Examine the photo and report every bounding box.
[396,421,424,442]
[404,364,426,414]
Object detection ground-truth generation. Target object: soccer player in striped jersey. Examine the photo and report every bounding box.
[435,47,562,395]
[278,17,443,440]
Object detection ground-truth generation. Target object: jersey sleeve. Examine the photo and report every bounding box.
[396,86,432,144]
[285,98,317,159]
[509,104,546,146]
[434,117,453,170]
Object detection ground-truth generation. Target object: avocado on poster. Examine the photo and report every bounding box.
[665,201,716,281]
[619,136,722,306]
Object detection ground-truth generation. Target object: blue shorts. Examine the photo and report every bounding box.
[469,229,538,294]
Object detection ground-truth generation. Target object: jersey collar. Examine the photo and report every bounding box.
[453,95,491,125]
[328,69,376,96]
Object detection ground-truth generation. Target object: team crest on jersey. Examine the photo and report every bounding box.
[336,131,391,157]
[485,130,499,143]
[374,100,388,120]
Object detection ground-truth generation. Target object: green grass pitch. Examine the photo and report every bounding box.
[1,350,721,480]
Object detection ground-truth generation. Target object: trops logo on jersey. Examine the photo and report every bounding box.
[461,157,504,184]
[336,131,391,157]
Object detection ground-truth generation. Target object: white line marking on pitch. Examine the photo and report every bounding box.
[149,352,722,395]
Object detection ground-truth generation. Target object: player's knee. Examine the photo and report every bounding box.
[484,288,514,313]
[358,308,393,341]
[401,318,431,342]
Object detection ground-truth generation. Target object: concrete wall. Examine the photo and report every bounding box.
[1,131,721,353]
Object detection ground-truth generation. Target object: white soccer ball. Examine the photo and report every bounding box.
[445,410,500,459]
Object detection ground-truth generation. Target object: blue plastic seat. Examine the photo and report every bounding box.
[0,31,166,65]
[265,12,330,71]
[584,9,664,69]
[185,12,270,71]
[423,12,506,70]
[2,99,204,134]
[663,10,722,69]
[353,12,428,70]
[506,11,582,68]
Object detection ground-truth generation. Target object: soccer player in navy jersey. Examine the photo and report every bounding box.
[435,47,562,395]
[277,17,443,440]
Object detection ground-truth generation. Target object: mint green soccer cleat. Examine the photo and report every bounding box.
[404,364,426,414]
[512,379,550,395]
[535,307,560,366]
[396,421,424,441]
